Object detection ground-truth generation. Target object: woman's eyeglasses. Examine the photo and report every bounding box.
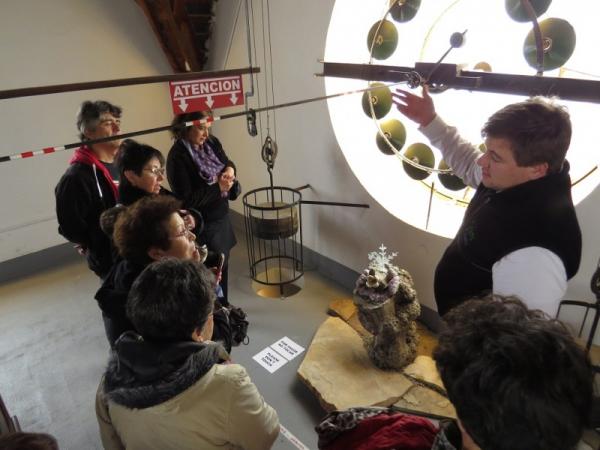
[143,167,165,176]
[169,227,195,240]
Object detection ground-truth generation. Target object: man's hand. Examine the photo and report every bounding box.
[392,85,436,127]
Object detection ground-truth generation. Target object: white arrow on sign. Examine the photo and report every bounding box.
[230,93,238,104]
[206,96,214,108]
[178,99,188,112]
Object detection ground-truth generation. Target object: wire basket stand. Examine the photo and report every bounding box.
[243,137,304,297]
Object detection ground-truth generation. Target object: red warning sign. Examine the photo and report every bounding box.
[169,75,244,114]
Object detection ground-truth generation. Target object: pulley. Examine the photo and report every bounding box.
[261,135,278,171]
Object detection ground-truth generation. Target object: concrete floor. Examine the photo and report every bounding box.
[0,240,351,450]
[3,240,597,450]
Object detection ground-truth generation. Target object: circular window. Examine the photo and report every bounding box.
[325,0,600,238]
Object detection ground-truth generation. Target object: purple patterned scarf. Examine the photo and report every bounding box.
[182,139,225,184]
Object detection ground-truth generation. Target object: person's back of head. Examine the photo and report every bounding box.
[434,295,592,450]
[127,258,215,342]
[482,97,571,173]
[0,432,59,450]
[99,204,126,238]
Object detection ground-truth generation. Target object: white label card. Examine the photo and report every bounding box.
[272,336,305,361]
[252,348,288,374]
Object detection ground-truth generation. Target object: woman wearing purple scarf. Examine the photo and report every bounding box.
[167,111,241,307]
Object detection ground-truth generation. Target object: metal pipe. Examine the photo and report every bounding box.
[300,200,369,208]
[322,61,600,103]
[520,0,544,75]
[243,0,256,106]
[1,82,401,162]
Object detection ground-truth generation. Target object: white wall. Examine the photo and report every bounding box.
[1,0,597,317]
[206,0,600,316]
[0,0,174,262]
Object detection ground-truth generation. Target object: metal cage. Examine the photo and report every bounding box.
[243,186,303,294]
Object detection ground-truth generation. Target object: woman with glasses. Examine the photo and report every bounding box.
[95,195,230,349]
[167,111,241,307]
[111,138,203,250]
[116,139,171,205]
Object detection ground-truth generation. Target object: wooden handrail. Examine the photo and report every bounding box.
[0,67,260,100]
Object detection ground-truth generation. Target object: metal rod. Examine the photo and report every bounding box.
[425,181,435,230]
[1,82,402,162]
[322,61,600,103]
[425,30,467,83]
[0,67,260,100]
[520,0,544,75]
[294,184,311,191]
[243,0,256,106]
[268,167,275,208]
[300,200,369,208]
[585,304,600,352]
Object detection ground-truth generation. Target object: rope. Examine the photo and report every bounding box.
[250,0,264,143]
[261,0,271,136]
[266,0,278,142]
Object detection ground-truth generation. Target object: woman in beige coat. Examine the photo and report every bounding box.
[95,259,279,450]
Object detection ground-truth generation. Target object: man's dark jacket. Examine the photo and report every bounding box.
[434,163,581,316]
[55,153,117,278]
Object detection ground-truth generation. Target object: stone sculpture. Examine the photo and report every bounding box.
[353,245,420,370]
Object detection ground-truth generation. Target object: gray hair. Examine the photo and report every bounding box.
[76,100,122,140]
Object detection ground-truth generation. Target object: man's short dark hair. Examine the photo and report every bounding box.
[170,110,210,140]
[481,97,571,173]
[113,195,181,265]
[116,139,165,189]
[127,259,215,341]
[76,100,122,140]
[0,432,59,450]
[434,295,592,450]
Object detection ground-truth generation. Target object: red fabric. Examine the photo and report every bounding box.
[70,145,119,200]
[325,413,438,450]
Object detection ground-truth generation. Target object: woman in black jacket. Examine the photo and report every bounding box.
[116,139,170,206]
[113,139,204,237]
[167,112,241,306]
[95,195,234,351]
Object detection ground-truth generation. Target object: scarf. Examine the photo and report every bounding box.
[69,145,119,200]
[103,331,228,409]
[181,139,225,184]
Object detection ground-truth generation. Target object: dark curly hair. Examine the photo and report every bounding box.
[113,196,181,265]
[434,295,592,450]
[482,97,571,173]
[127,258,215,342]
[0,432,59,450]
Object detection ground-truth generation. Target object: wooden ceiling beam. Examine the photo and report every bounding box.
[134,0,214,72]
